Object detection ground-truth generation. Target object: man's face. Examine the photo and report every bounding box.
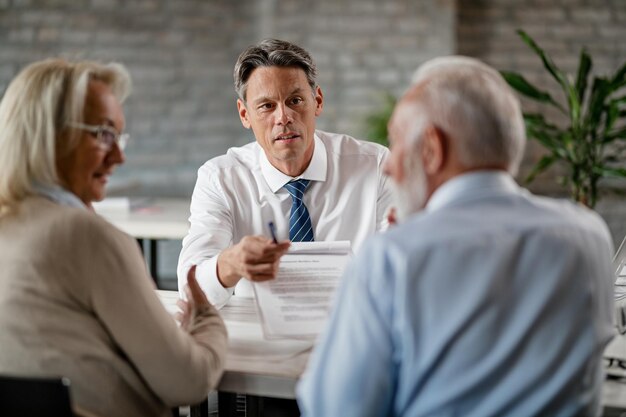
[385,103,429,221]
[237,66,323,176]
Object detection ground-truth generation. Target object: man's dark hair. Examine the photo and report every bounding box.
[233,38,317,101]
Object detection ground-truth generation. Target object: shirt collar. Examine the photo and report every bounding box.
[32,182,87,210]
[260,132,328,193]
[426,170,521,212]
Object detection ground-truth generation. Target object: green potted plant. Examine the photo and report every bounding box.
[364,92,395,147]
[501,30,626,208]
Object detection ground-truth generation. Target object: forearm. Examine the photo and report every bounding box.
[177,215,235,305]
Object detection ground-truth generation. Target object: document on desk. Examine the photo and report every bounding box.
[253,241,352,340]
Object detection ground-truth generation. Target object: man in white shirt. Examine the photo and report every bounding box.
[298,56,615,416]
[178,39,391,308]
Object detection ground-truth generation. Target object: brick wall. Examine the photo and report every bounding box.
[457,0,626,246]
[269,0,455,136]
[0,0,455,198]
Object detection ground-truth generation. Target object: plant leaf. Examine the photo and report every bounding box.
[517,30,580,126]
[559,130,578,162]
[364,93,396,147]
[611,94,626,105]
[517,30,571,91]
[525,125,571,161]
[575,49,592,104]
[605,101,620,132]
[523,113,559,131]
[586,77,611,134]
[611,95,626,119]
[525,125,555,148]
[525,154,557,183]
[501,72,564,111]
[568,87,582,130]
[593,166,626,178]
[604,126,626,143]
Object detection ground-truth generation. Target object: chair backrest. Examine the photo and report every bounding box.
[0,374,74,417]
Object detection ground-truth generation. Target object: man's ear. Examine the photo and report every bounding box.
[422,126,446,175]
[314,86,324,117]
[237,99,251,129]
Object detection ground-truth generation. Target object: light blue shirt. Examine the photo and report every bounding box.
[297,171,615,417]
[32,182,86,210]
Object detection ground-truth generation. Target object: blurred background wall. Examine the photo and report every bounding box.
[0,0,455,195]
[1,0,625,282]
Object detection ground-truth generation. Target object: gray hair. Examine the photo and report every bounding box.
[0,58,131,213]
[407,56,526,175]
[233,38,317,101]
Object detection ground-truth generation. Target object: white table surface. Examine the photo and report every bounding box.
[95,198,190,240]
[604,333,626,409]
[157,290,626,407]
[157,290,313,399]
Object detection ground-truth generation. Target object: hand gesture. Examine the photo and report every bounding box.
[176,265,211,330]
[216,235,291,288]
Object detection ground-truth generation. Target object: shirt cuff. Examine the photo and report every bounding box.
[196,257,235,310]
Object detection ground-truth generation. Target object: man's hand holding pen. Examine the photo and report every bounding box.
[215,222,290,288]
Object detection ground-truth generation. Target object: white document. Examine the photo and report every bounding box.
[253,241,352,339]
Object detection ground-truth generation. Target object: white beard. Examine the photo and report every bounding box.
[391,158,428,223]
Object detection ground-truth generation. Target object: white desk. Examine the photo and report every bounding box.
[96,198,190,280]
[157,290,626,412]
[157,290,311,400]
[604,333,626,410]
[95,198,190,240]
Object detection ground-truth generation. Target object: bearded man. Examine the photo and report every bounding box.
[297,56,615,417]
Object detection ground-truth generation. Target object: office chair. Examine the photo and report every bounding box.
[0,374,74,417]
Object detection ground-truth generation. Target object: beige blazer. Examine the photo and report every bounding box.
[0,196,227,417]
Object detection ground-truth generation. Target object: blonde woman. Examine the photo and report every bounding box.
[0,59,227,417]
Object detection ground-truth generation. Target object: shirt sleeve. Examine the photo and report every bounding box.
[80,216,228,406]
[297,240,396,417]
[177,163,236,309]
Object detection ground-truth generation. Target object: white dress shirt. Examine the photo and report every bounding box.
[178,130,392,308]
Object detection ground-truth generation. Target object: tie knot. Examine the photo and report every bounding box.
[284,179,310,199]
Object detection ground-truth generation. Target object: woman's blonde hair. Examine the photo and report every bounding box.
[0,58,131,214]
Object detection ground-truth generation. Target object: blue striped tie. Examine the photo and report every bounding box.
[284,179,314,242]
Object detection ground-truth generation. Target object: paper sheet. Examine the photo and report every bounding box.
[253,241,351,339]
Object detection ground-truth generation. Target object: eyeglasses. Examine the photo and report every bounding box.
[67,122,129,151]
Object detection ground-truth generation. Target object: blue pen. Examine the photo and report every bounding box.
[268,221,278,244]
